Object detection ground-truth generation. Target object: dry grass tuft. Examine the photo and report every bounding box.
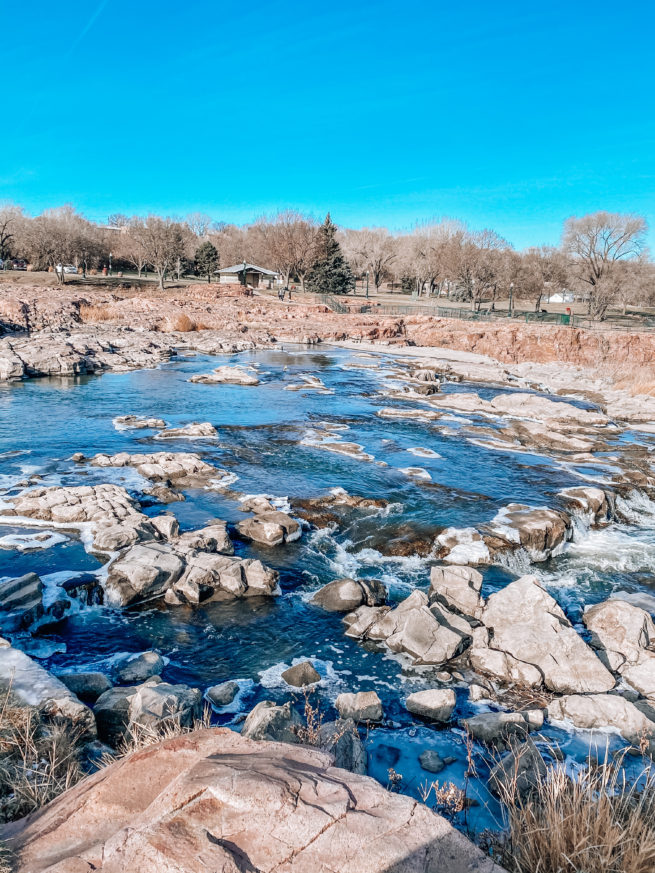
[489,750,655,873]
[78,303,116,323]
[172,313,197,332]
[104,705,213,763]
[0,693,83,823]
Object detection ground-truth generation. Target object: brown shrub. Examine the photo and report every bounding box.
[172,313,197,332]
[489,749,655,873]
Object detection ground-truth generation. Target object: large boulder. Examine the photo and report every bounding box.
[156,421,217,439]
[559,486,609,524]
[480,576,615,694]
[165,553,278,604]
[429,565,484,621]
[105,543,185,605]
[349,590,472,666]
[312,577,386,612]
[0,729,501,873]
[548,694,655,745]
[281,661,321,687]
[489,738,547,799]
[484,504,570,561]
[58,671,112,703]
[583,599,655,673]
[405,688,456,722]
[316,718,367,774]
[462,711,540,746]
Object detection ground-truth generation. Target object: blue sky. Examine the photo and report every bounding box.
[3,0,654,249]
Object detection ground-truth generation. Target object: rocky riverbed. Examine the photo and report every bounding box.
[1,303,655,868]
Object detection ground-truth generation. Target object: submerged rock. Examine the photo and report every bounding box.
[115,651,165,684]
[155,421,217,439]
[1,728,501,873]
[206,680,239,707]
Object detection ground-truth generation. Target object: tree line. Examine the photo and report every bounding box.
[0,203,651,320]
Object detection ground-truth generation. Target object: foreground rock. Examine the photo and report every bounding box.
[429,565,484,621]
[474,575,615,693]
[1,729,500,873]
[189,364,260,385]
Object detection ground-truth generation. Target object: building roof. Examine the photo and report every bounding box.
[218,263,278,276]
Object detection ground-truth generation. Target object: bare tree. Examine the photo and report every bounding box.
[0,204,25,263]
[342,227,397,291]
[185,212,213,239]
[252,210,318,289]
[512,246,569,311]
[115,218,149,278]
[23,206,98,283]
[562,211,648,319]
[137,216,186,289]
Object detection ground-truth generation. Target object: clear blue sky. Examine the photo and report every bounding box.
[3,0,654,249]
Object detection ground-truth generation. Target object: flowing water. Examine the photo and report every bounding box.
[1,345,654,832]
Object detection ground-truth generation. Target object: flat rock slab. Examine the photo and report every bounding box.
[1,729,501,873]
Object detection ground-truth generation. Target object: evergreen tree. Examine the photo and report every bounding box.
[306,214,354,295]
[195,241,219,283]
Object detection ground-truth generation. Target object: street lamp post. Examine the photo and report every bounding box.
[365,271,369,299]
[509,282,514,317]
[242,261,247,287]
[109,252,113,276]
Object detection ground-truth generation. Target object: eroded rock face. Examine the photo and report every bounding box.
[484,504,570,561]
[480,576,615,694]
[1,729,500,873]
[0,572,44,630]
[559,486,609,524]
[583,599,655,673]
[175,521,233,555]
[241,700,302,743]
[2,484,148,552]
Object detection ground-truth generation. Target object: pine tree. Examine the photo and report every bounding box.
[306,214,354,295]
[195,241,219,283]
